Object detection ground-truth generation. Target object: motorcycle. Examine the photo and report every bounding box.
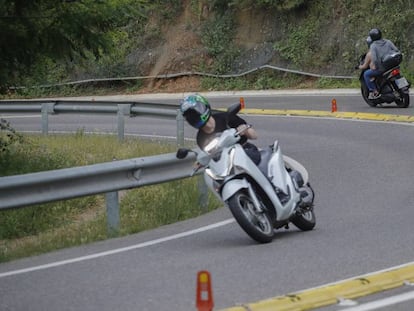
[357,52,410,108]
[176,100,315,243]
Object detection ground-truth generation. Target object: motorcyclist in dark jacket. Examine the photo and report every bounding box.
[364,28,400,99]
[370,31,399,72]
[180,94,261,165]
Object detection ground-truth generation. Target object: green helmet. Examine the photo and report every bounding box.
[180,94,211,129]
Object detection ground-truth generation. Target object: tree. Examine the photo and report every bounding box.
[0,0,148,91]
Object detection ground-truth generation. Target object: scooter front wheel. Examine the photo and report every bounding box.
[227,190,274,243]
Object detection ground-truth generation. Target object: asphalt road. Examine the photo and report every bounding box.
[0,90,414,311]
[59,88,414,114]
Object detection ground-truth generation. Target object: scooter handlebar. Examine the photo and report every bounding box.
[235,124,252,136]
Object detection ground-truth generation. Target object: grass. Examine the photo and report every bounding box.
[0,133,220,263]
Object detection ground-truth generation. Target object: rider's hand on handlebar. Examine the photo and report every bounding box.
[236,124,251,134]
[191,162,203,176]
[193,161,203,169]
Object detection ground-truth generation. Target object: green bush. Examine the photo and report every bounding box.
[201,12,240,74]
[0,119,24,154]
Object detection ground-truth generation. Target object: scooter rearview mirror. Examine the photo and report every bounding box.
[176,148,189,159]
[227,102,242,116]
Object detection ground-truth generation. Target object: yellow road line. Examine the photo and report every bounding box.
[239,109,414,123]
[220,263,414,311]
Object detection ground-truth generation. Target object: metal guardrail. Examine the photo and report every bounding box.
[0,152,198,234]
[0,99,185,144]
[0,152,196,210]
[9,64,355,90]
[0,99,196,234]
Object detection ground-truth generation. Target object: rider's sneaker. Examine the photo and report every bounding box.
[274,187,289,204]
[368,91,380,99]
[299,186,314,208]
[289,170,304,188]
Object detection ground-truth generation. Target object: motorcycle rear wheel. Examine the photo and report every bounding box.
[227,190,274,243]
[291,208,316,231]
[291,183,316,231]
[395,92,410,108]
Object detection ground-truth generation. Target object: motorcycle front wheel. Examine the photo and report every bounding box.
[227,190,274,243]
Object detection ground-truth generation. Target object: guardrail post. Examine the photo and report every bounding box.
[41,103,55,135]
[176,110,184,147]
[117,104,131,141]
[198,176,208,212]
[106,191,120,237]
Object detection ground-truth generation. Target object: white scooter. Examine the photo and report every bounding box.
[176,101,315,243]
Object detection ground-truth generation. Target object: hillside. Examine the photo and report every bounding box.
[9,0,414,93]
[131,0,414,93]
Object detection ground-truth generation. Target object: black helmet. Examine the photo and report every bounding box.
[180,94,211,129]
[369,28,382,41]
[366,36,373,48]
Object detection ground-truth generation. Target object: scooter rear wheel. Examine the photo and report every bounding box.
[291,183,316,231]
[227,190,274,243]
[291,209,316,231]
[395,92,410,108]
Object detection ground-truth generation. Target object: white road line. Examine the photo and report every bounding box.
[0,218,235,278]
[0,114,40,118]
[337,290,414,311]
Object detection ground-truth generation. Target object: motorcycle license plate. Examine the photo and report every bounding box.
[395,77,409,89]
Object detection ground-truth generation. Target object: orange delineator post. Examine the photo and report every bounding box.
[196,271,214,311]
[240,97,245,110]
[331,98,337,112]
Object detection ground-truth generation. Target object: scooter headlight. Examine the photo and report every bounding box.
[204,138,220,155]
[203,138,223,161]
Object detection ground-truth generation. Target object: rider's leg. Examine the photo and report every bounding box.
[289,170,314,208]
[364,69,381,99]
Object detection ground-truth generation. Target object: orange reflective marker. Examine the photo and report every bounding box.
[331,98,337,112]
[240,97,245,110]
[196,270,214,311]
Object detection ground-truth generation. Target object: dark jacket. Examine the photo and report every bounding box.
[196,111,247,148]
[370,39,399,72]
[196,111,261,164]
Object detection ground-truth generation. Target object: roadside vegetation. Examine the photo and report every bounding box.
[1,0,413,97]
[0,132,220,262]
